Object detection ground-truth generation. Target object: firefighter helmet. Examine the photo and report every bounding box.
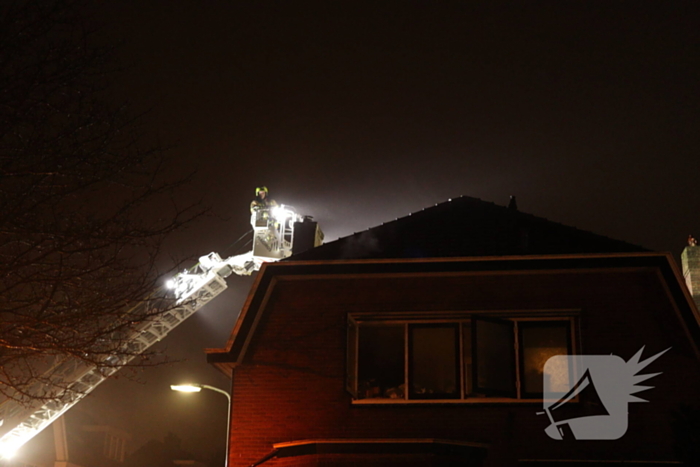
[255,186,268,196]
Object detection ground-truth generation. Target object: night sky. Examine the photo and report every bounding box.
[19,1,700,462]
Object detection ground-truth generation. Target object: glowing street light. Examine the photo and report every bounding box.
[171,383,231,467]
[170,384,202,393]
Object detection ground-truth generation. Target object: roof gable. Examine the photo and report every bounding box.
[207,253,700,374]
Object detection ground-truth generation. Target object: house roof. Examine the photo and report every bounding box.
[288,195,647,261]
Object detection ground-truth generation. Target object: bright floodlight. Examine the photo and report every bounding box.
[0,441,19,459]
[170,384,202,393]
[165,279,177,289]
[271,205,292,220]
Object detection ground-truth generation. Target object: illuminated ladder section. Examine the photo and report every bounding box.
[0,270,228,456]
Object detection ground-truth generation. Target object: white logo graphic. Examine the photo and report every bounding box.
[539,347,669,440]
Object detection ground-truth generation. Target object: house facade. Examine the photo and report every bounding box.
[207,197,700,466]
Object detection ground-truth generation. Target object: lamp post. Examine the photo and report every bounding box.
[171,384,231,467]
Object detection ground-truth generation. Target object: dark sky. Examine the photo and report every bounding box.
[96,1,700,256]
[19,1,700,462]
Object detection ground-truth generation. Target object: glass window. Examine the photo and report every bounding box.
[473,318,516,397]
[357,324,405,399]
[409,324,459,399]
[462,321,473,395]
[519,321,571,398]
[348,317,573,402]
[346,319,358,397]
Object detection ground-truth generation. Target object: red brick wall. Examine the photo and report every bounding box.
[227,268,700,467]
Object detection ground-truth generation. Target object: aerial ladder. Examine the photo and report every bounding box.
[0,205,323,458]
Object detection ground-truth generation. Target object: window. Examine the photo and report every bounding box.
[410,324,460,399]
[518,321,572,399]
[347,314,574,402]
[103,432,128,462]
[358,324,404,399]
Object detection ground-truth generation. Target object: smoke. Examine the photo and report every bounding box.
[340,231,381,259]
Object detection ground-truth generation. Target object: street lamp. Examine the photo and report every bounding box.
[171,384,231,467]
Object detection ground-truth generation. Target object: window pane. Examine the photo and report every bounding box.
[358,325,405,399]
[346,319,358,397]
[409,325,459,399]
[520,321,571,398]
[474,318,516,397]
[462,322,472,395]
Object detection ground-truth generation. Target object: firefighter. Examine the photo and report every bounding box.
[250,186,278,220]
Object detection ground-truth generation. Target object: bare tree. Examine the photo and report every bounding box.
[0,0,203,404]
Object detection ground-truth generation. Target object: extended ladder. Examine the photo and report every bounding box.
[0,205,319,457]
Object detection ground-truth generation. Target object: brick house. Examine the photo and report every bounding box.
[206,196,700,466]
